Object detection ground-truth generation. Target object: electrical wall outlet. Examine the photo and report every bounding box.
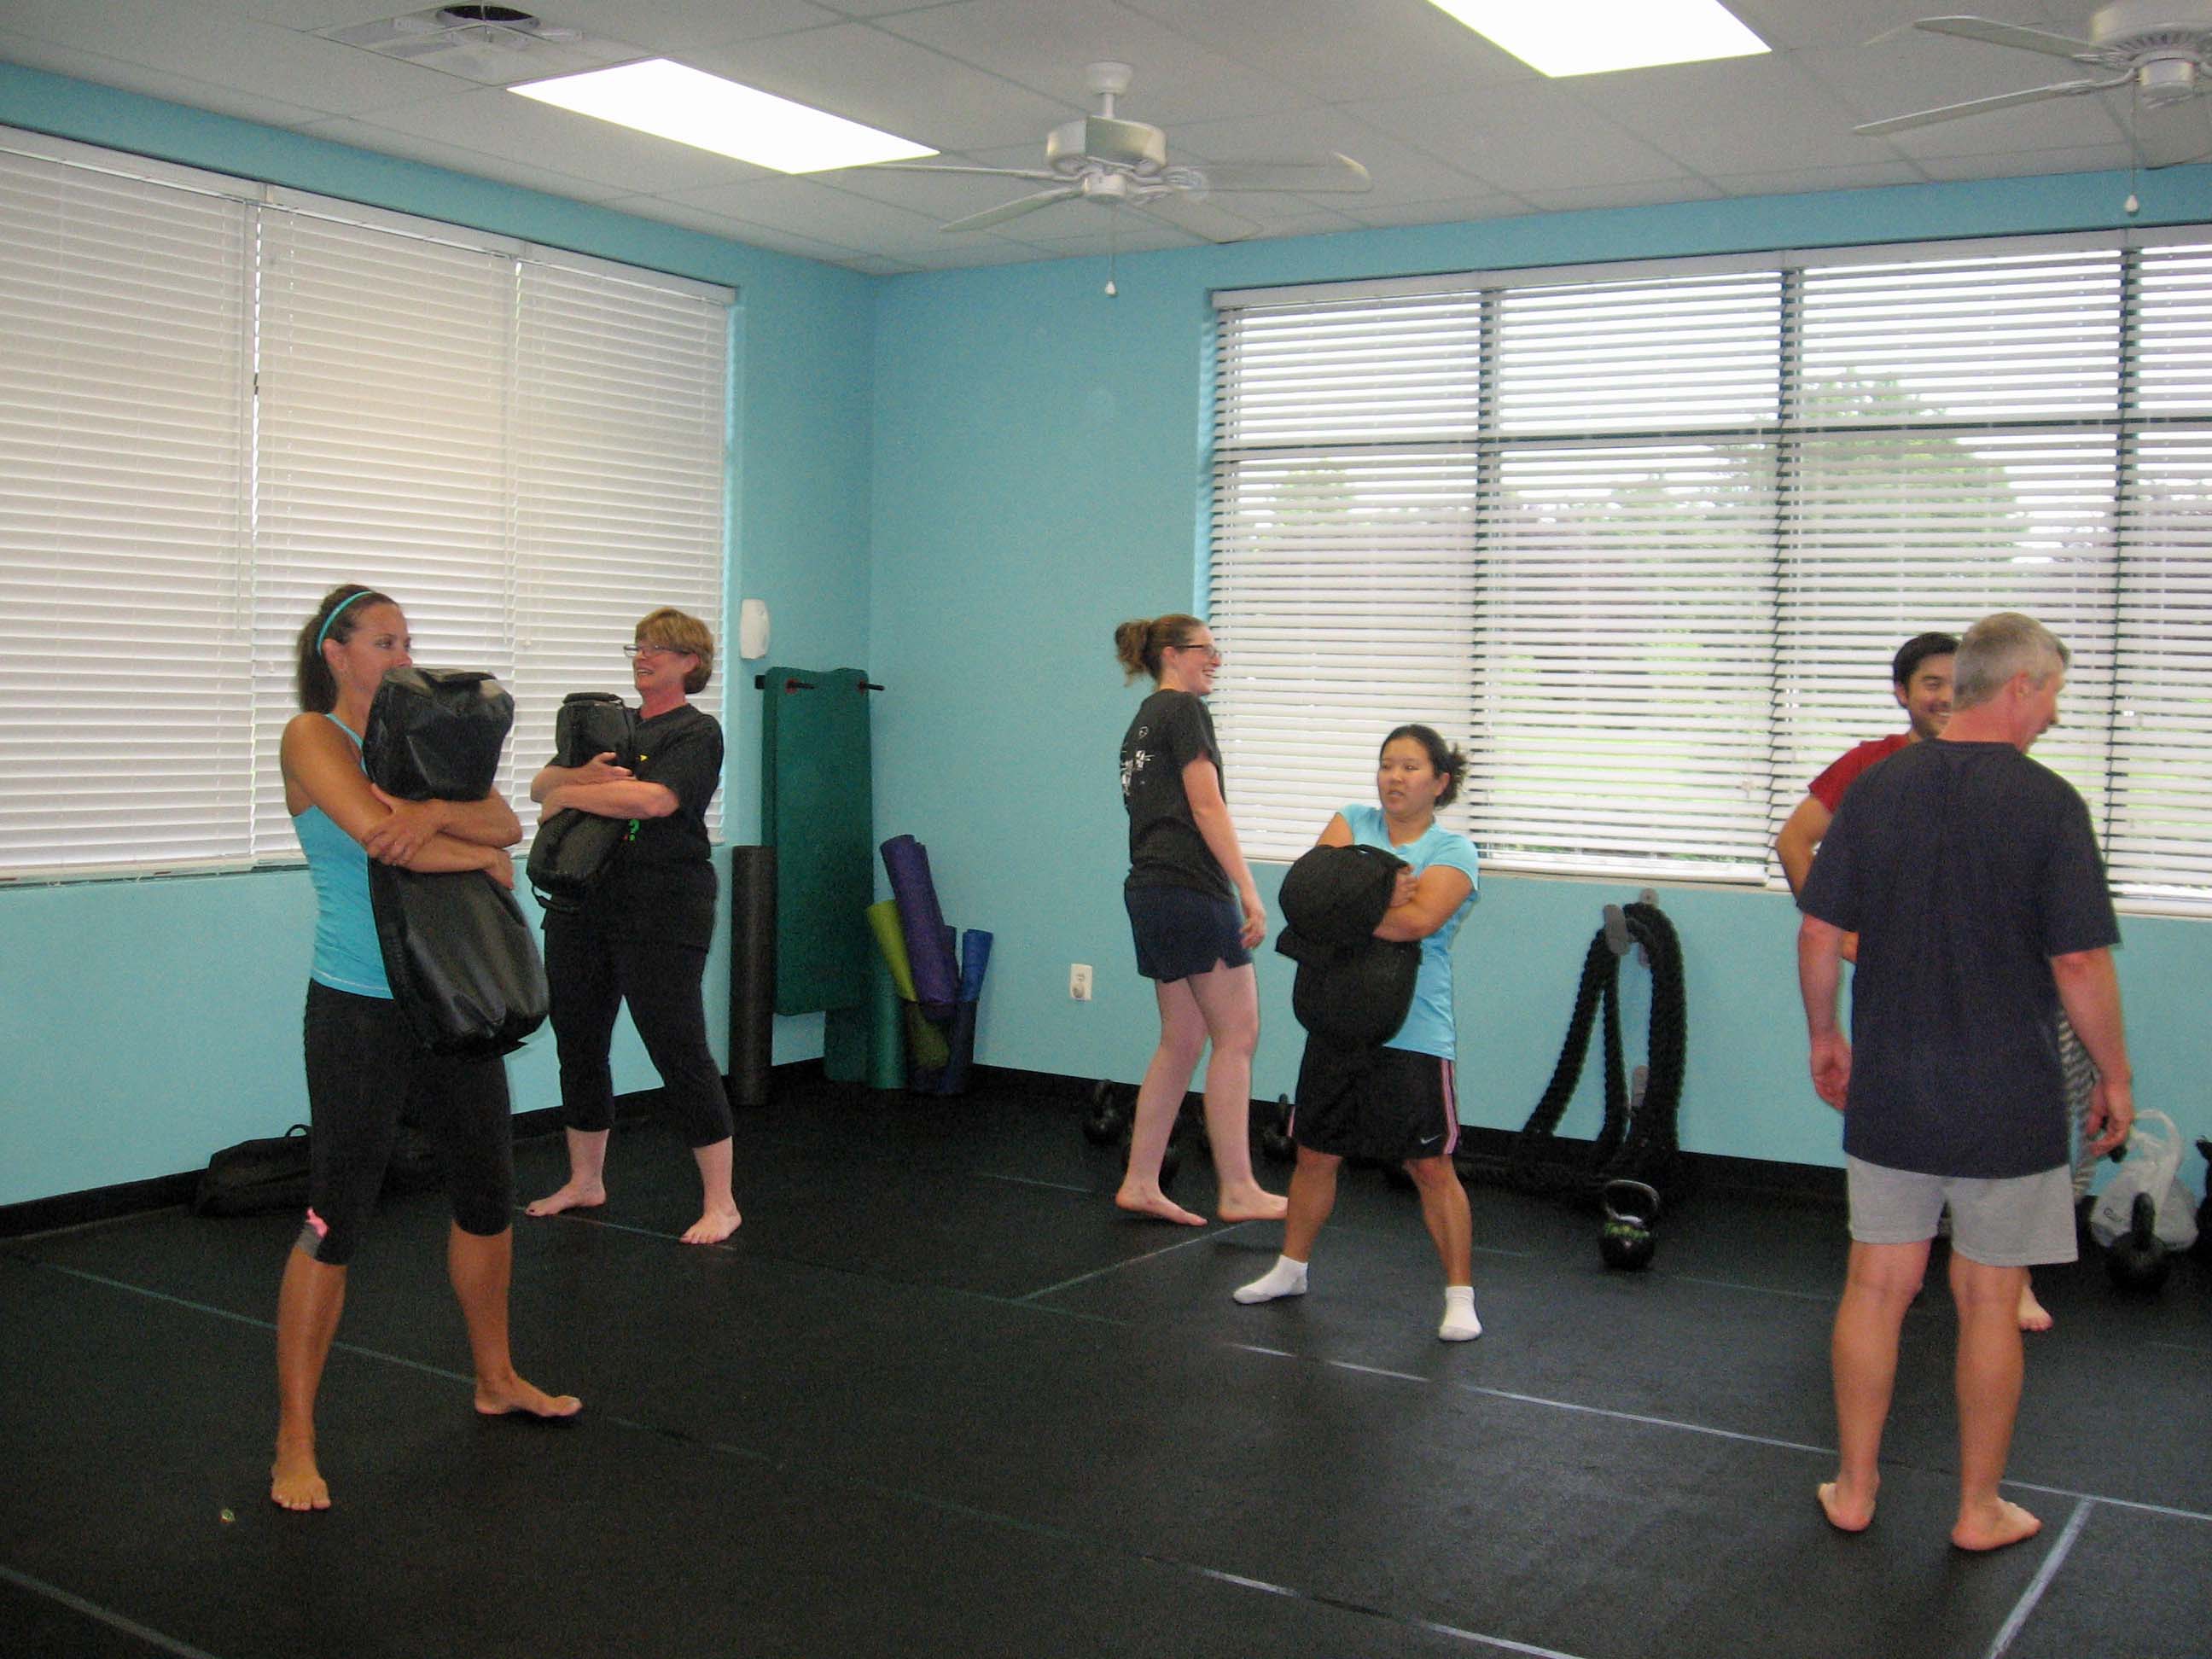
[1069,963,1093,1001]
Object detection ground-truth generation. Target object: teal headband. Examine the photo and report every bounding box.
[314,590,373,654]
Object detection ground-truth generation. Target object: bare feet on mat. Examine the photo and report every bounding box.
[2017,1282,2053,1333]
[1216,1184,1289,1224]
[525,1180,605,1218]
[271,1440,330,1511]
[1953,1499,2040,1552]
[474,1375,583,1420]
[681,1206,741,1245]
[1115,1185,1206,1226]
[1817,1478,1876,1533]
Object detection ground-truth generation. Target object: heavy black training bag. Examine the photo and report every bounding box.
[527,692,639,911]
[362,667,514,802]
[363,670,547,1057]
[1278,842,1405,946]
[193,1124,311,1217]
[1275,841,1421,1046]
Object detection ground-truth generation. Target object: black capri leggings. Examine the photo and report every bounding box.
[543,870,731,1148]
[300,980,515,1266]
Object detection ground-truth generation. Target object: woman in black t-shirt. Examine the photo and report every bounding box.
[1112,614,1284,1228]
[525,608,738,1245]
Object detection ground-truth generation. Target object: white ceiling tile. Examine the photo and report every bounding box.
[844,255,924,275]
[290,114,631,200]
[1708,160,1930,195]
[682,23,1077,152]
[1571,55,1882,175]
[803,160,1067,221]
[873,0,1306,126]
[331,84,777,193]
[1342,78,1697,195]
[1723,0,2060,51]
[858,236,1057,269]
[1516,178,1727,214]
[1796,41,2129,154]
[1334,193,1534,229]
[1915,142,2138,181]
[520,0,844,52]
[661,173,951,244]
[0,27,332,127]
[1118,0,1537,102]
[594,194,867,261]
[1004,215,1211,253]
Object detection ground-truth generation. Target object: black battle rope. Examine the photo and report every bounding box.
[1461,901,1687,1207]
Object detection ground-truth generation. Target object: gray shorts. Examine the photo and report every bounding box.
[1846,1157,2079,1267]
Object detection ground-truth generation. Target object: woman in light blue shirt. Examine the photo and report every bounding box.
[1236,725,1483,1341]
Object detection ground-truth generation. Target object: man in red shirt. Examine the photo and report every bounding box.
[1775,632,1957,899]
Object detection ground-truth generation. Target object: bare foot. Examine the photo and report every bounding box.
[271,1440,330,1511]
[2017,1283,2053,1333]
[1817,1478,1876,1533]
[1115,1185,1206,1226]
[680,1206,741,1245]
[1953,1498,2041,1552]
[474,1376,583,1420]
[1217,1185,1289,1224]
[525,1179,605,1219]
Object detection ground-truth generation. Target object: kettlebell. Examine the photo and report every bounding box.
[1599,1179,1660,1272]
[1080,1077,1128,1146]
[2105,1190,2171,1293]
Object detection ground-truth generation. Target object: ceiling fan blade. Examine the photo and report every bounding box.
[938,187,1082,233]
[2138,93,2212,167]
[1854,76,2129,136]
[1912,16,2099,59]
[871,162,1064,182]
[1182,154,1372,195]
[1135,191,1264,244]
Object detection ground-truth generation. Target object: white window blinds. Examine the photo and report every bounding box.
[0,130,731,880]
[1213,233,2212,903]
[0,145,253,873]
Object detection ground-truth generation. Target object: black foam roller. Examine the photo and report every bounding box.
[729,845,776,1108]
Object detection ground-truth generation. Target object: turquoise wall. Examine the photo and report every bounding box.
[0,66,875,1205]
[6,57,2209,1207]
[865,166,2212,1173]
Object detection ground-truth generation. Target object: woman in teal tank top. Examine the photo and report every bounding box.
[271,584,579,1512]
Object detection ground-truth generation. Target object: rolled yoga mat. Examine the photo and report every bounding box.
[880,835,958,1020]
[867,950,905,1091]
[727,845,776,1109]
[957,929,993,1004]
[762,667,875,1015]
[866,899,917,1002]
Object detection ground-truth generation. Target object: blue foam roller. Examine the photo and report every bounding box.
[958,929,992,1004]
[880,835,958,1019]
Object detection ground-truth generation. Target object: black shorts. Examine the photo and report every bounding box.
[1292,1039,1458,1163]
[1125,882,1250,981]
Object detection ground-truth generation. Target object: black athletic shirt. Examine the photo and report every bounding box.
[1121,690,1231,897]
[616,703,722,870]
[1798,738,2119,1179]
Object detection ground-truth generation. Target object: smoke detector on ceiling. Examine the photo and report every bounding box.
[317,6,632,86]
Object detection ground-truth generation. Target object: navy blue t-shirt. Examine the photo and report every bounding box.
[1798,738,2118,1178]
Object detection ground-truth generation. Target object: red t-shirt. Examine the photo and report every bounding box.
[1807,732,1911,812]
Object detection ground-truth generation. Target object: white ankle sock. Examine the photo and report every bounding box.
[1439,1284,1481,1342]
[1233,1255,1309,1304]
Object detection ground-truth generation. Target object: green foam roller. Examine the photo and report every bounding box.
[868,899,917,1003]
[867,950,905,1091]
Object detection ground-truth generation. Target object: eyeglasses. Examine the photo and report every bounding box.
[1173,642,1223,662]
[623,643,687,661]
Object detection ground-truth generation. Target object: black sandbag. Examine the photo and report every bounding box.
[553,690,637,767]
[363,667,513,802]
[370,862,547,1056]
[1276,925,1420,1048]
[526,807,629,911]
[1278,842,1404,946]
[193,1124,310,1217]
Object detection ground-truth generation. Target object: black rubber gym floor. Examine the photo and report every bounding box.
[4,1074,2207,1659]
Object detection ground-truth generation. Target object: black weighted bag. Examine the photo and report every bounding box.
[1278,842,1402,946]
[1275,841,1419,1047]
[362,668,513,802]
[364,670,547,1057]
[527,692,638,911]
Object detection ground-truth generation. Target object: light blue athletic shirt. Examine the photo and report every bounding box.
[1340,803,1478,1060]
[294,715,391,998]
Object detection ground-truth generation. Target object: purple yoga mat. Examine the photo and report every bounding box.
[881,835,958,1020]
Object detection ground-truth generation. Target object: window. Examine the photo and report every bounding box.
[0,130,731,880]
[1209,232,2212,905]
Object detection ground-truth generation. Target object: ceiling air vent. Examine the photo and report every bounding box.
[317,6,635,86]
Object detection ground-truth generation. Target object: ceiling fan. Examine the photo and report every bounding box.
[870,61,1371,243]
[1855,2,2212,166]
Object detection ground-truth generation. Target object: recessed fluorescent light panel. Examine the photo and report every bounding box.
[511,59,935,172]
[1428,0,1768,76]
